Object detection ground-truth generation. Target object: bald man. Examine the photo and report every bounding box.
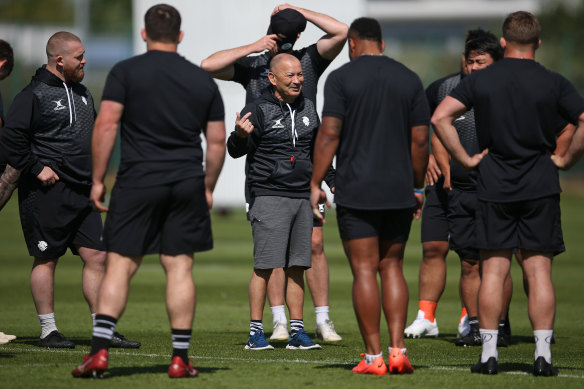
[227,53,323,350]
[0,31,139,349]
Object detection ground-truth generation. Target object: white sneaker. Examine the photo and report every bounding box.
[315,320,342,342]
[457,314,470,338]
[270,321,289,341]
[404,310,439,338]
[0,332,16,342]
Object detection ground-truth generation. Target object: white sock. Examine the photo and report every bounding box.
[315,305,330,326]
[365,352,382,364]
[38,313,58,339]
[534,329,553,364]
[480,329,498,363]
[270,305,287,326]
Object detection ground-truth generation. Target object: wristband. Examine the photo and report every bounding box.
[413,187,425,194]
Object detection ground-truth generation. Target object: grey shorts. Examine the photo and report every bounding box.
[248,196,312,270]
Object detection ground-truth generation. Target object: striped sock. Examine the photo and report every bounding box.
[250,320,263,336]
[290,319,304,336]
[172,329,192,364]
[90,314,117,355]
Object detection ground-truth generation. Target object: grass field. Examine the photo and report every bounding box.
[1,187,584,388]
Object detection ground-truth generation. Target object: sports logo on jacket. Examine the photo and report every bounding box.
[53,99,67,111]
[272,119,285,128]
[302,116,310,126]
[82,96,88,105]
[260,68,270,77]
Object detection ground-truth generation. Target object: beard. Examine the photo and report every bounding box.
[65,67,84,83]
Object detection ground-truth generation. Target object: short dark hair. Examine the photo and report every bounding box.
[465,28,489,43]
[0,39,14,80]
[502,11,540,47]
[144,4,181,44]
[465,31,503,61]
[348,17,382,43]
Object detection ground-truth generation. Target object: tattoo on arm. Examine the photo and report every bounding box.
[0,164,21,211]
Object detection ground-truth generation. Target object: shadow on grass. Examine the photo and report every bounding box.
[105,364,230,378]
[314,363,353,371]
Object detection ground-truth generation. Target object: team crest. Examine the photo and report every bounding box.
[37,241,48,252]
[302,116,310,126]
[82,96,88,105]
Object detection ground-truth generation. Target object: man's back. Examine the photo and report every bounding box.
[323,55,430,210]
[451,58,583,201]
[103,50,224,187]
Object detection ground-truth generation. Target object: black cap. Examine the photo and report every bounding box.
[267,9,307,51]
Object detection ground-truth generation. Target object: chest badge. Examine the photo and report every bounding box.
[302,116,309,126]
[82,96,88,105]
[53,99,67,111]
[273,118,285,128]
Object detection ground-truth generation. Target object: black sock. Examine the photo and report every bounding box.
[90,314,118,355]
[469,316,479,333]
[171,329,192,365]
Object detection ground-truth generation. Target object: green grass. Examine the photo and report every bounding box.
[1,190,584,388]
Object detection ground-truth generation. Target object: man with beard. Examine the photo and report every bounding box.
[0,32,139,350]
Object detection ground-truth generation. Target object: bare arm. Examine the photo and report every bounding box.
[552,112,584,170]
[204,120,226,211]
[432,96,487,170]
[91,100,123,212]
[200,35,279,80]
[275,4,348,60]
[411,125,429,220]
[553,123,575,157]
[310,116,341,222]
[0,164,20,211]
[431,132,451,189]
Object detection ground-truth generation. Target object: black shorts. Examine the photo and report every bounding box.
[337,205,414,242]
[447,189,479,260]
[421,179,449,243]
[104,177,212,256]
[475,195,565,255]
[18,178,104,258]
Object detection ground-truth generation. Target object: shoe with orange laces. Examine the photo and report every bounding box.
[71,349,108,378]
[168,356,199,378]
[352,353,387,375]
[388,347,414,374]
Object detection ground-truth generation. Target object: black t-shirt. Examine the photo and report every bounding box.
[102,50,224,187]
[322,55,430,210]
[232,44,331,105]
[451,58,584,202]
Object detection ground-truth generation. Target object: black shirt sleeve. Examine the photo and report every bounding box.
[322,70,345,120]
[206,80,225,123]
[101,64,127,104]
[306,44,333,78]
[557,73,584,125]
[410,78,431,127]
[450,75,474,110]
[232,57,254,87]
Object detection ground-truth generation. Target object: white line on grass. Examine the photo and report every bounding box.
[3,347,583,380]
